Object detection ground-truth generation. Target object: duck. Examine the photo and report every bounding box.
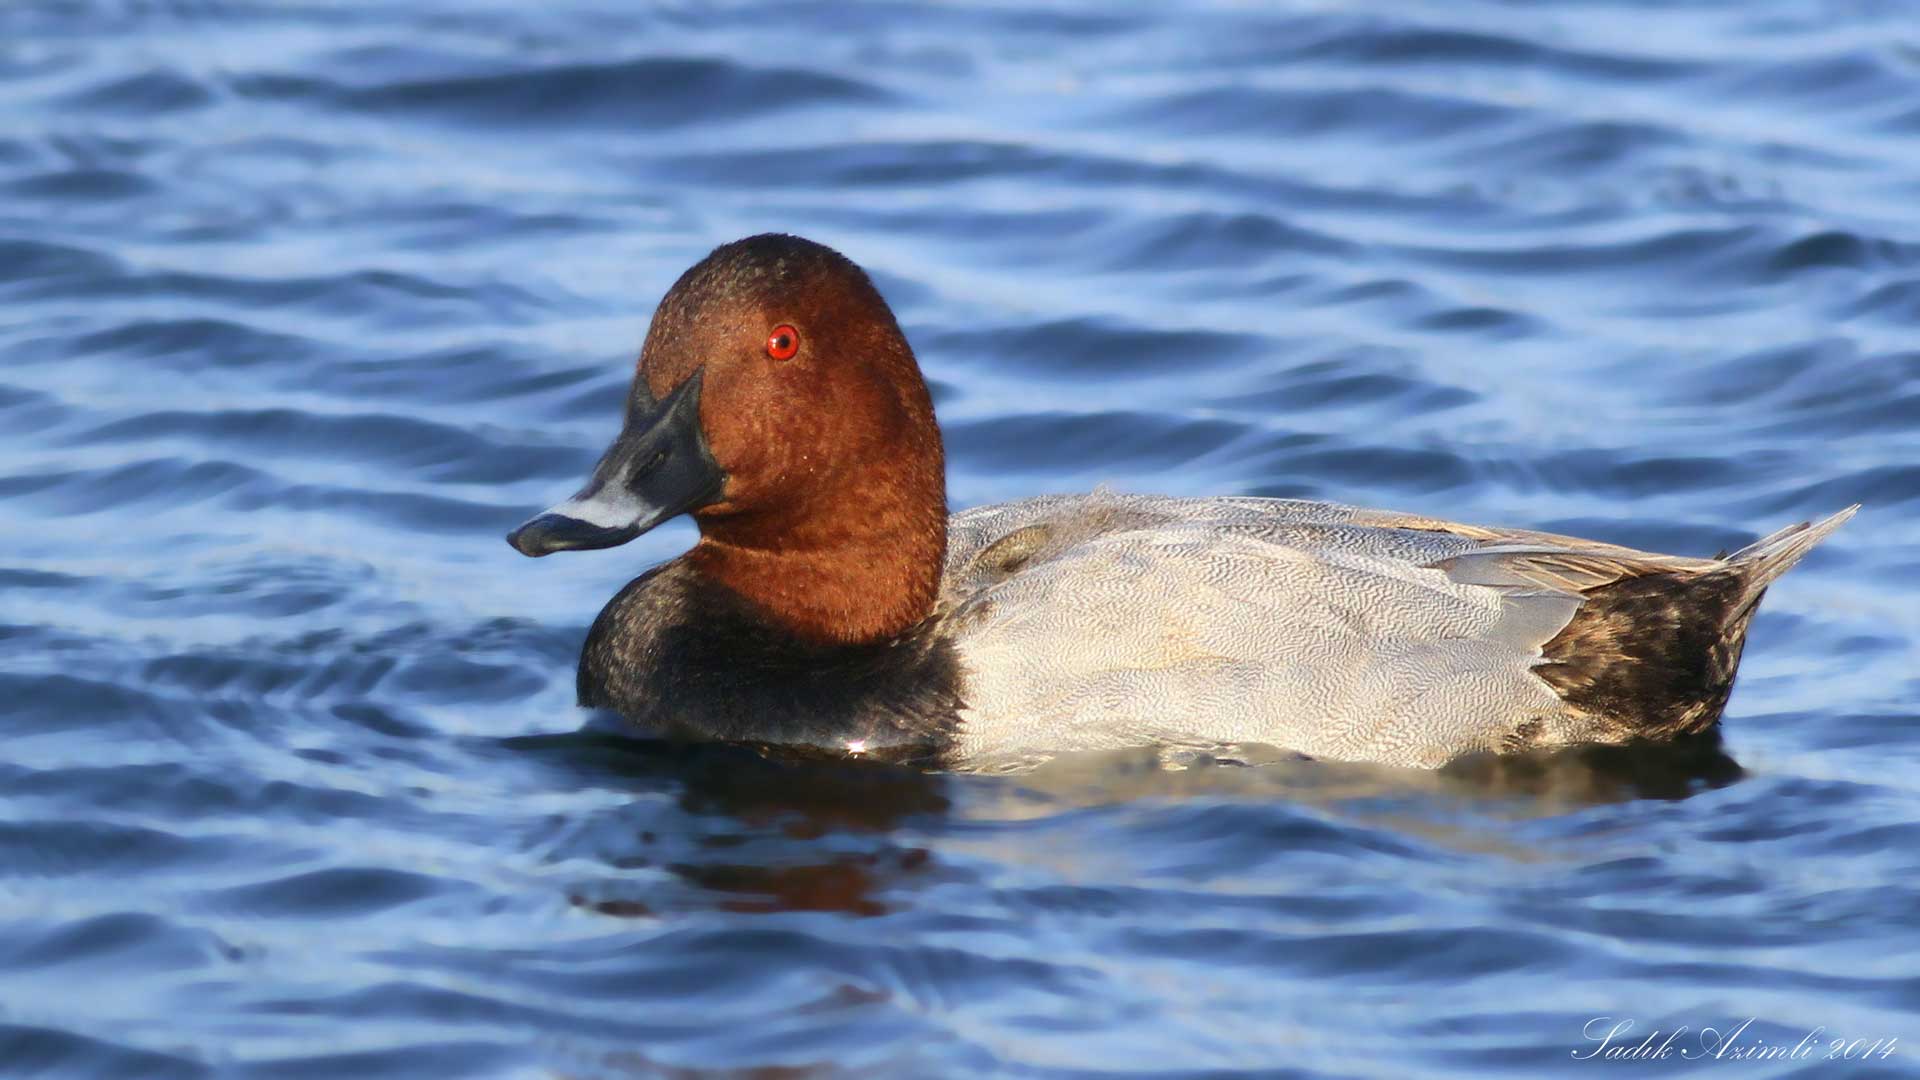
[507,233,1855,770]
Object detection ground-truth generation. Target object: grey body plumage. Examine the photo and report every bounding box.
[936,493,1854,770]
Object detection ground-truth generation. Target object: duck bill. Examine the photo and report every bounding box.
[507,370,723,557]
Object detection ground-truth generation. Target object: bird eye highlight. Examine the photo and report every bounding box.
[766,325,799,360]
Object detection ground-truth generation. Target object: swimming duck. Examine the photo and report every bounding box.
[507,234,1854,770]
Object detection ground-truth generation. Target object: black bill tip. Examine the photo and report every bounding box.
[506,513,641,557]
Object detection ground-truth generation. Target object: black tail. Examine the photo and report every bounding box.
[1537,507,1855,741]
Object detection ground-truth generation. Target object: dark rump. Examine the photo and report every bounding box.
[1536,569,1757,741]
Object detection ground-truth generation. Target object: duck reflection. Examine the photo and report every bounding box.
[508,716,1740,920]
[506,720,949,918]
[964,728,1743,811]
[1441,727,1744,803]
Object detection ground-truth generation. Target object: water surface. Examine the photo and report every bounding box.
[3,1,1918,1076]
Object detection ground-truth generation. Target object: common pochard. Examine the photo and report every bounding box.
[508,234,1854,770]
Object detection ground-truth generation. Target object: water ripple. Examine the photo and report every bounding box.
[237,55,892,130]
[2,1,1917,1076]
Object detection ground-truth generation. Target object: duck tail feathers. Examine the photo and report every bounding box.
[1725,505,1857,601]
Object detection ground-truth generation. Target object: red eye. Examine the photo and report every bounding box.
[765,324,799,360]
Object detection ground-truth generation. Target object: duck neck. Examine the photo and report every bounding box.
[687,486,948,647]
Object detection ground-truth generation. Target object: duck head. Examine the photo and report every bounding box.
[508,234,948,644]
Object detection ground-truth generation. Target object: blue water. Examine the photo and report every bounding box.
[3,2,1919,1076]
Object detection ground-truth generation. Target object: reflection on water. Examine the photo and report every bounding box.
[509,730,950,919]
[3,0,1918,1074]
[1443,730,1746,804]
[510,726,1745,927]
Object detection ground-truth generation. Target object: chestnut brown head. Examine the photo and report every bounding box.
[509,234,949,643]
